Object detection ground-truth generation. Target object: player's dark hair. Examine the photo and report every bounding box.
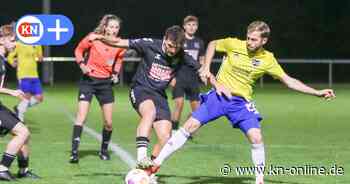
[164,25,185,47]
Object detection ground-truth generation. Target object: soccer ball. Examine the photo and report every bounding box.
[124,169,150,184]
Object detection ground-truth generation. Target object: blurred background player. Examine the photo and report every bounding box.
[7,41,43,122]
[91,25,201,167]
[0,23,40,181]
[170,15,205,134]
[144,21,336,184]
[69,14,126,163]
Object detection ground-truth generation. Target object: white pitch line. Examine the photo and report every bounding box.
[49,97,136,168]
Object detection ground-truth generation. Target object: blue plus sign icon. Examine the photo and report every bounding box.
[16,14,74,45]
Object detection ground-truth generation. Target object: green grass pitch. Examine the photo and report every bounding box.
[0,83,348,184]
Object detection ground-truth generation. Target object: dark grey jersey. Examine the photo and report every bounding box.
[175,37,205,84]
[129,38,200,97]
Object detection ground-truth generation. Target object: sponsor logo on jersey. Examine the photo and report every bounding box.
[154,54,161,60]
[149,63,173,81]
[252,59,261,67]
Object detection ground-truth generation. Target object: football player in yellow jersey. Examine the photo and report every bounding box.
[7,42,43,122]
[141,21,335,184]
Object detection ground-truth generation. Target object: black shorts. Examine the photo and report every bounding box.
[172,81,200,101]
[129,86,171,121]
[0,103,20,136]
[78,75,114,105]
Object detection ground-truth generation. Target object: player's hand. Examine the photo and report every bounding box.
[80,64,92,74]
[215,83,232,99]
[111,74,119,84]
[9,89,25,100]
[317,89,336,100]
[198,66,210,85]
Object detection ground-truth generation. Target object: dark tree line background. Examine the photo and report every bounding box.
[1,0,349,83]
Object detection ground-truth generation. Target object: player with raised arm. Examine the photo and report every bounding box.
[91,25,201,168]
[69,14,126,163]
[143,21,335,184]
[170,15,205,134]
[0,23,40,181]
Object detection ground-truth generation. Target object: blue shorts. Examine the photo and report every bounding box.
[192,90,262,134]
[18,78,43,95]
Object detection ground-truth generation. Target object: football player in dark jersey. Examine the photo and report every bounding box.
[0,23,39,181]
[89,26,202,166]
[170,15,205,134]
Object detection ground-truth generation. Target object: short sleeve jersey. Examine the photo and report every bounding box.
[215,37,285,100]
[129,38,200,96]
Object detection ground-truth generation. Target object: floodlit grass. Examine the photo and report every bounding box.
[0,83,348,184]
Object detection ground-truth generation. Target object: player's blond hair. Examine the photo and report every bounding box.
[94,14,122,36]
[247,21,270,38]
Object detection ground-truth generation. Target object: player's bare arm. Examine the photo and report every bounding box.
[280,74,336,100]
[0,85,24,100]
[199,55,205,66]
[88,33,129,48]
[200,40,216,77]
[102,37,129,48]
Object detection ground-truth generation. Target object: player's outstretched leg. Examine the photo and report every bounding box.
[246,128,265,184]
[145,117,201,175]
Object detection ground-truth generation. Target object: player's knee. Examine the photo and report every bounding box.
[251,136,263,144]
[15,125,30,140]
[247,129,263,144]
[140,110,156,122]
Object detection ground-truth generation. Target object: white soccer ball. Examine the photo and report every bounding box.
[124,169,150,184]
